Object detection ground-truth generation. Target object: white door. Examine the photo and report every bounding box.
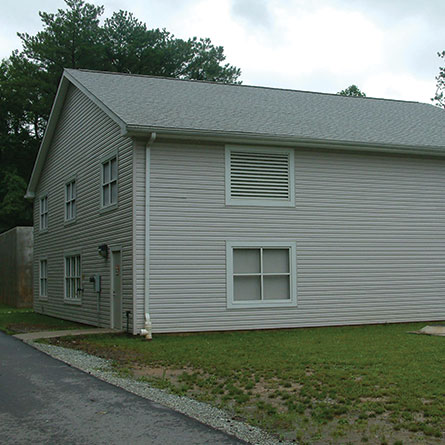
[111,250,122,329]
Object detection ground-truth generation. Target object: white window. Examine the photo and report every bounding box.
[39,259,48,298]
[39,195,48,230]
[225,146,295,206]
[65,254,81,301]
[102,156,118,208]
[226,241,297,308]
[65,180,76,221]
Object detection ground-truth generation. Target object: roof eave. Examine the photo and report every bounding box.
[125,125,445,156]
[26,70,128,200]
[64,69,127,134]
[25,75,71,200]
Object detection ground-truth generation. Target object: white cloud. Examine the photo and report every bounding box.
[231,0,272,28]
[363,72,437,103]
[274,6,384,75]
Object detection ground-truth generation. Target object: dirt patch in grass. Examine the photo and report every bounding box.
[359,397,389,403]
[132,366,188,380]
[7,322,67,333]
[125,362,444,444]
[49,337,142,363]
[46,325,445,445]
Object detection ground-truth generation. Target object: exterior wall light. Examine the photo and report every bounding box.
[98,244,108,259]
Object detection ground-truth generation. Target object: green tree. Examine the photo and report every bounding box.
[101,10,240,82]
[18,0,105,72]
[433,51,445,108]
[0,0,241,233]
[0,57,42,231]
[0,170,32,233]
[338,85,366,97]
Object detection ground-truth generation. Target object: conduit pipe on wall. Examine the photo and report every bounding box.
[140,132,156,340]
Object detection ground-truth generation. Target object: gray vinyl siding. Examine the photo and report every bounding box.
[148,142,445,333]
[33,85,134,329]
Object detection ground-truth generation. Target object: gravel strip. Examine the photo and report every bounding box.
[27,340,291,445]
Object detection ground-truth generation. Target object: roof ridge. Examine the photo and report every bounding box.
[65,68,427,106]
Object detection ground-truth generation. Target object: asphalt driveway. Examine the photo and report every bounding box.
[0,332,245,445]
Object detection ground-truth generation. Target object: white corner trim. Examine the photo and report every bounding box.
[141,133,156,338]
[132,143,138,334]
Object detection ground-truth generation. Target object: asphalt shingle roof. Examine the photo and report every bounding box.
[66,69,445,149]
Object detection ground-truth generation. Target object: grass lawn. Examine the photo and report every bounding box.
[0,303,88,334]
[48,322,445,444]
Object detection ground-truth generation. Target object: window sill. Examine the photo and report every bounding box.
[38,296,48,301]
[39,229,49,234]
[100,203,118,214]
[64,218,77,227]
[64,298,82,306]
[227,300,297,309]
[226,199,295,207]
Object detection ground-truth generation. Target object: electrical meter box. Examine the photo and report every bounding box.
[89,274,101,292]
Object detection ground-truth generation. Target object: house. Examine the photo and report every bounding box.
[26,69,445,335]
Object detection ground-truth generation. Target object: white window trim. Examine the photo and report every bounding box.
[226,240,297,309]
[39,258,48,300]
[64,177,77,223]
[100,151,119,211]
[64,252,82,304]
[39,194,48,232]
[225,145,295,207]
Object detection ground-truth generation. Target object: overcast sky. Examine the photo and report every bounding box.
[1,0,444,103]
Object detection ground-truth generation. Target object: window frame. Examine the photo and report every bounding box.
[64,253,82,304]
[39,194,48,232]
[39,258,48,300]
[225,145,295,207]
[64,177,77,223]
[226,240,297,309]
[100,152,119,211]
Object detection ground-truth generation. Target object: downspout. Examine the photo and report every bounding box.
[140,132,156,340]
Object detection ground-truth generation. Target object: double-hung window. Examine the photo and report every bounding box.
[226,241,297,308]
[225,146,295,206]
[65,179,76,221]
[39,259,48,299]
[65,254,81,301]
[102,156,118,208]
[39,195,48,231]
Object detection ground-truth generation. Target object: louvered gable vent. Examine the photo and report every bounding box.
[226,148,294,206]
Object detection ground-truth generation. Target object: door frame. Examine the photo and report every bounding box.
[110,246,122,329]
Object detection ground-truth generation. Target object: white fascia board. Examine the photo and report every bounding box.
[126,125,445,157]
[25,70,129,200]
[25,75,70,199]
[63,70,127,135]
